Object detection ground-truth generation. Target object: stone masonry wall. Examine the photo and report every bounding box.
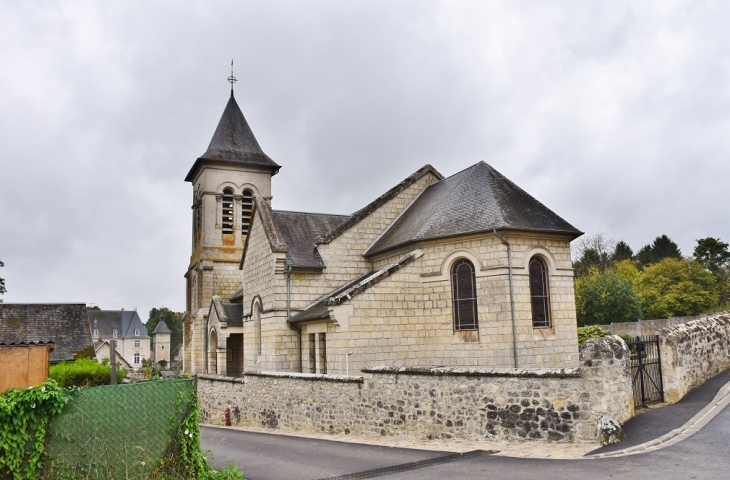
[659,312,730,403]
[197,336,631,445]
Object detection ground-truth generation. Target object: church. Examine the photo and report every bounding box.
[182,85,583,376]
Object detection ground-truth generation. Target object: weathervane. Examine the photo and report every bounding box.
[228,59,237,94]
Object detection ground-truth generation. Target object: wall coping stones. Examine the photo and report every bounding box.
[197,371,364,383]
[362,365,582,378]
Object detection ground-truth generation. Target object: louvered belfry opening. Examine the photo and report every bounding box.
[241,189,253,236]
[222,188,234,235]
[452,259,478,331]
[529,256,551,328]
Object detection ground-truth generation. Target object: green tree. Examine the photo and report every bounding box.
[0,259,6,297]
[575,268,642,326]
[694,237,730,273]
[694,237,730,307]
[146,307,183,352]
[635,258,718,318]
[611,241,634,263]
[637,235,682,266]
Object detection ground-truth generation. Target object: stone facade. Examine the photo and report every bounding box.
[659,312,730,403]
[184,93,583,379]
[197,336,632,445]
[183,160,273,374]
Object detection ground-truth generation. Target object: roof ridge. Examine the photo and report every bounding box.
[273,209,350,218]
[317,164,443,244]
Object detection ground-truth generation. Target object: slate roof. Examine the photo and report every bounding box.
[210,296,243,326]
[0,303,93,363]
[152,319,172,334]
[365,162,582,256]
[185,92,280,182]
[317,165,443,244]
[291,251,420,323]
[88,310,150,340]
[272,210,350,269]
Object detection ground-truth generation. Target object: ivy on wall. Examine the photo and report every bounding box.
[0,379,70,479]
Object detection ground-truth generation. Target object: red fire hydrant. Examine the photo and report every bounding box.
[224,405,231,426]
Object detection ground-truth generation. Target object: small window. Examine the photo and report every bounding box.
[222,188,234,235]
[134,340,140,348]
[241,189,253,236]
[93,329,98,338]
[134,329,140,336]
[451,259,478,331]
[112,329,118,338]
[134,353,140,364]
[529,257,551,328]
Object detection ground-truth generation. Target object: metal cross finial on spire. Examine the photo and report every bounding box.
[228,59,237,96]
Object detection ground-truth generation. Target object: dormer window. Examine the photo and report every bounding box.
[134,329,140,336]
[93,329,98,338]
[241,189,253,236]
[222,188,234,235]
[112,329,118,338]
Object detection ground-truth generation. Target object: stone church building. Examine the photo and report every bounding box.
[182,89,583,376]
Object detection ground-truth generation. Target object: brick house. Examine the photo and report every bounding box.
[183,89,583,376]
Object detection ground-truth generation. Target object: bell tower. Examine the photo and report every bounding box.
[182,74,280,373]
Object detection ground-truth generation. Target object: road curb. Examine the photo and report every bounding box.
[589,380,730,458]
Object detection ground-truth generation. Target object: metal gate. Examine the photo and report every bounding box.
[628,335,664,408]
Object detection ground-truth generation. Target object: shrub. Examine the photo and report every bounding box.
[49,358,127,388]
[577,325,610,346]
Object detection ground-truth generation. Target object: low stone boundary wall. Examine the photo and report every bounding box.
[659,312,730,403]
[197,337,632,445]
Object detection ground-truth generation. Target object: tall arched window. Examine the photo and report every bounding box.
[222,188,234,235]
[529,257,551,328]
[241,189,253,237]
[451,259,478,331]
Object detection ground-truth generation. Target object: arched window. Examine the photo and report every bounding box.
[451,259,478,331]
[529,257,551,328]
[241,189,253,236]
[222,188,234,235]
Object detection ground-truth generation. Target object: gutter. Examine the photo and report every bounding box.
[493,229,518,368]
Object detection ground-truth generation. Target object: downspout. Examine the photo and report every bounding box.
[286,266,303,373]
[494,229,518,368]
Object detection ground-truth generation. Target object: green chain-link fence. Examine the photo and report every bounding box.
[44,378,194,479]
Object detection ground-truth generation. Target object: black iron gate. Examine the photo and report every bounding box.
[628,335,664,408]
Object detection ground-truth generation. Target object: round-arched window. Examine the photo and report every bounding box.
[451,259,478,331]
[529,257,551,328]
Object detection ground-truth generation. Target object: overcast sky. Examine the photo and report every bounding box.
[2,1,729,320]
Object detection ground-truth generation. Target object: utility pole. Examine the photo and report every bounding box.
[110,339,117,385]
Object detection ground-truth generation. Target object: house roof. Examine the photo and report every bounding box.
[88,310,150,340]
[152,319,172,334]
[272,210,350,269]
[365,162,583,256]
[291,251,420,323]
[317,164,443,244]
[211,296,243,326]
[0,303,93,363]
[185,92,280,182]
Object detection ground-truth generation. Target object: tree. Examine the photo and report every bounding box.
[575,268,642,326]
[694,237,730,274]
[611,241,634,263]
[572,233,615,278]
[694,237,730,307]
[637,235,682,266]
[146,307,184,352]
[635,258,718,318]
[0,259,6,298]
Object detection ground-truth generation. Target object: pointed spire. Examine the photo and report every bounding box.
[185,69,280,182]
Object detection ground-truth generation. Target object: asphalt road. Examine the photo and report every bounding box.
[202,370,730,480]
